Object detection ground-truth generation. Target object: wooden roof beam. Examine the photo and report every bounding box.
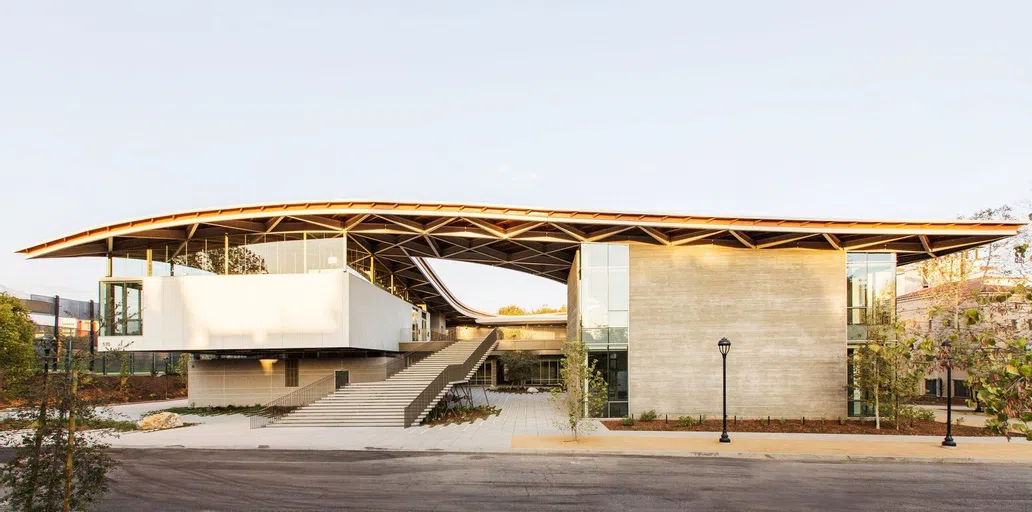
[823,233,842,250]
[843,235,910,251]
[640,226,671,246]
[755,232,817,249]
[729,230,756,249]
[671,230,724,246]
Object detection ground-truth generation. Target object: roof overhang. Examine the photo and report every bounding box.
[17,200,1025,322]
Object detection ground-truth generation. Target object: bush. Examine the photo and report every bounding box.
[639,410,658,421]
[676,416,696,428]
[622,417,635,426]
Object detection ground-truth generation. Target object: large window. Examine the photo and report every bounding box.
[100,281,143,336]
[580,243,629,348]
[846,253,896,342]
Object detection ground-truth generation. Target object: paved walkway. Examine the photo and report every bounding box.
[96,391,1031,463]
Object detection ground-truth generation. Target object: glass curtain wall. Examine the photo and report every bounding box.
[578,243,630,417]
[846,252,896,416]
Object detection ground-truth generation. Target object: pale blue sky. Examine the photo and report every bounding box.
[1,2,1030,311]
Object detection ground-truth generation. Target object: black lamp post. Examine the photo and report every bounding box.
[941,340,956,447]
[718,337,731,444]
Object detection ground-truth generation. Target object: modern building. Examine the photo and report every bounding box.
[16,200,1024,424]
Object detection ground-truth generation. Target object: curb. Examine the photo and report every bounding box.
[102,444,1032,465]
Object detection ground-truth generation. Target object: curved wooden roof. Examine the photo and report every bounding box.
[17,200,1023,321]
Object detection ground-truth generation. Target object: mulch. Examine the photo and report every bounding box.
[601,418,1000,437]
[0,374,187,408]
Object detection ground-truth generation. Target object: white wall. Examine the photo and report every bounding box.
[346,273,413,352]
[100,272,413,353]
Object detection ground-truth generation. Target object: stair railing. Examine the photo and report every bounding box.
[403,329,498,427]
[249,369,350,429]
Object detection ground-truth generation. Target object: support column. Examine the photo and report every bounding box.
[223,234,230,275]
[146,248,153,276]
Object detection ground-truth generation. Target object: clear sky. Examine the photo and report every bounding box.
[1,2,1029,311]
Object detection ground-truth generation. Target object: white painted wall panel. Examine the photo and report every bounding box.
[346,273,410,352]
[99,273,350,352]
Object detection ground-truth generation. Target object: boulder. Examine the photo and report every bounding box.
[137,412,183,431]
[527,387,539,394]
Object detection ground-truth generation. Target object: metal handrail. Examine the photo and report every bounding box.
[403,329,498,427]
[249,370,349,429]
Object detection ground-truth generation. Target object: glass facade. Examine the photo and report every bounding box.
[846,253,896,343]
[579,243,629,348]
[575,243,630,417]
[100,280,143,336]
[846,253,897,417]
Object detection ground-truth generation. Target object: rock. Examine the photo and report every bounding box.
[527,387,539,394]
[137,412,183,431]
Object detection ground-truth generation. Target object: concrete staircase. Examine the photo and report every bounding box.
[268,337,495,428]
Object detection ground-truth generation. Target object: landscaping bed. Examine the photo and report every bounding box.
[0,417,138,432]
[0,375,187,408]
[424,406,500,427]
[145,405,263,417]
[601,418,1001,437]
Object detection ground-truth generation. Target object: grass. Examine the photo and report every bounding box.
[143,405,265,417]
[0,417,138,432]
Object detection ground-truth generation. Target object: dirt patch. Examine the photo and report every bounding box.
[601,418,1000,437]
[0,375,187,408]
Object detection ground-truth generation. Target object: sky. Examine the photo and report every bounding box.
[1,2,1030,311]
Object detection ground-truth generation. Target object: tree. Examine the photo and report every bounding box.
[852,324,931,429]
[496,305,528,316]
[531,304,567,314]
[550,339,608,441]
[1,353,116,511]
[500,350,537,388]
[172,246,268,275]
[0,293,38,400]
[901,202,1032,438]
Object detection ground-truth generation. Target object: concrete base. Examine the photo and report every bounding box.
[187,357,393,407]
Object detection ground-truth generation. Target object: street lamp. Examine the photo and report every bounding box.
[718,337,731,444]
[941,340,956,447]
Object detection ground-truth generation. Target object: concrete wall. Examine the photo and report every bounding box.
[187,356,393,407]
[566,250,580,342]
[628,244,846,418]
[100,272,413,353]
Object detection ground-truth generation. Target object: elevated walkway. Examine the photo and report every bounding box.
[268,329,497,427]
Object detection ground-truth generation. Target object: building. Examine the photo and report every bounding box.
[897,276,1031,400]
[16,200,1024,423]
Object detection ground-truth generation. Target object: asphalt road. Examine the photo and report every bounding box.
[76,449,1032,511]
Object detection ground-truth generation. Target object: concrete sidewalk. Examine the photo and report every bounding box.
[95,392,1032,464]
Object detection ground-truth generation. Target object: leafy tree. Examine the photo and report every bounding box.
[550,339,608,441]
[1,354,116,511]
[530,304,567,314]
[0,293,38,399]
[852,324,931,429]
[172,246,268,275]
[496,305,528,316]
[500,350,537,388]
[902,202,1031,438]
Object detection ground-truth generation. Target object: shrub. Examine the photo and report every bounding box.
[622,417,635,426]
[676,416,696,428]
[639,410,658,421]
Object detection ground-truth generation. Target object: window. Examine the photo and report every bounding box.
[924,379,938,396]
[953,379,970,398]
[846,253,896,342]
[285,360,299,387]
[100,281,143,336]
